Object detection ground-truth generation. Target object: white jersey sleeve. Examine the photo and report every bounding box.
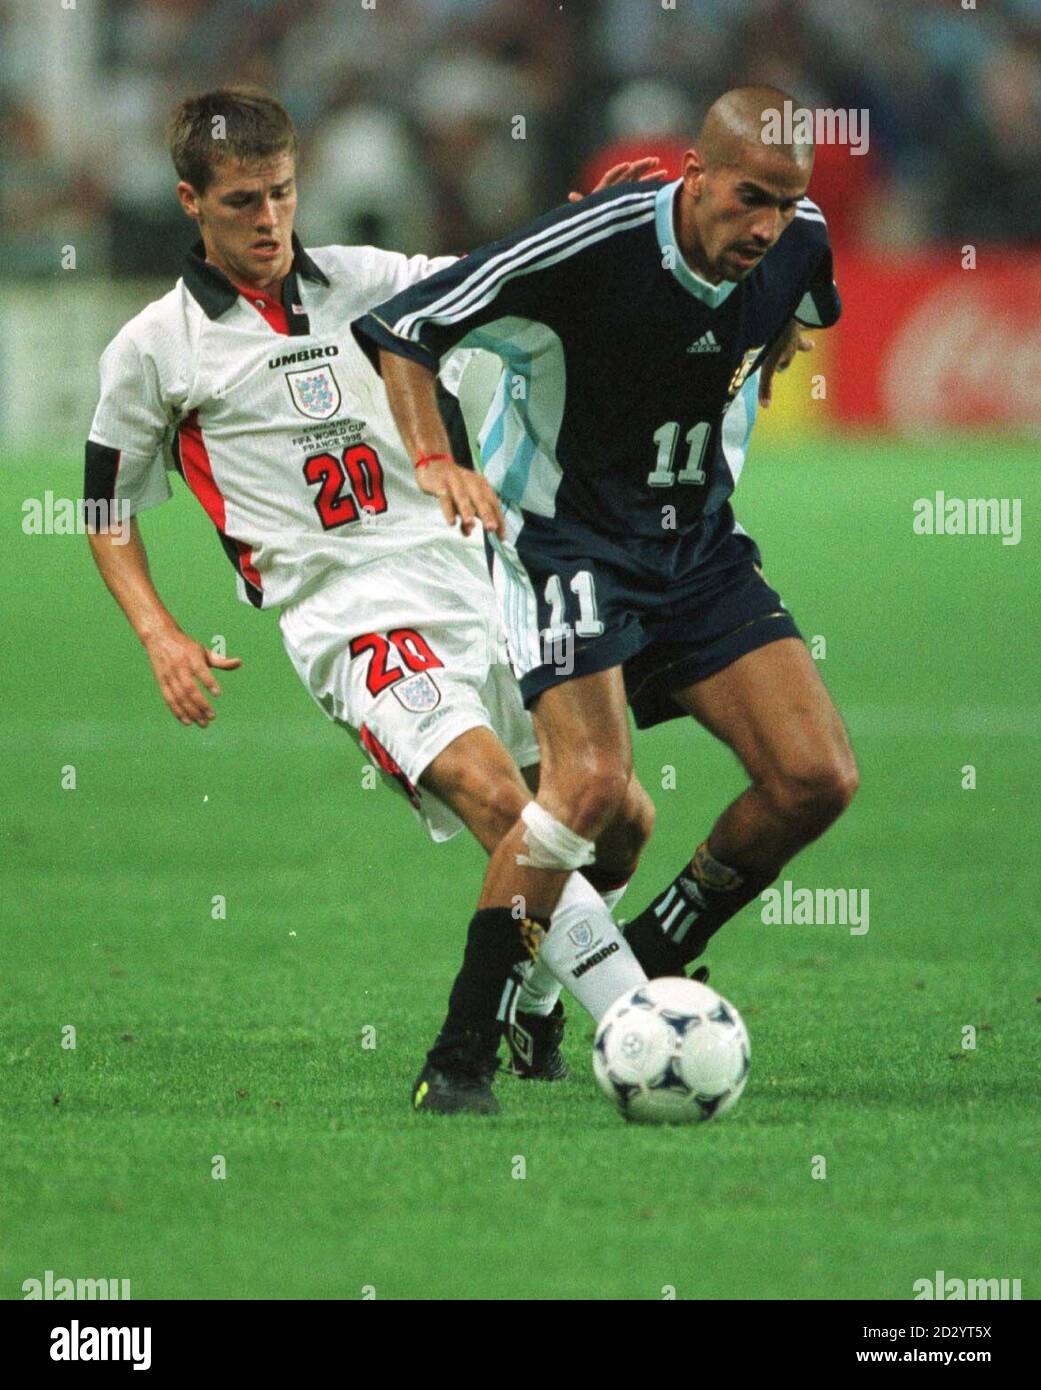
[329,245,474,396]
[349,245,458,303]
[86,323,175,518]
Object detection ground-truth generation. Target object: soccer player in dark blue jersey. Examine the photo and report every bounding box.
[354,85,859,1109]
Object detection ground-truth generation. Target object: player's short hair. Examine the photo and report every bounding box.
[167,86,298,193]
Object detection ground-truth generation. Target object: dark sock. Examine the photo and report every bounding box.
[624,841,770,974]
[581,863,635,895]
[430,907,547,1064]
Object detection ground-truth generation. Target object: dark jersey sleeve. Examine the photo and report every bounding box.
[351,183,655,372]
[794,238,841,328]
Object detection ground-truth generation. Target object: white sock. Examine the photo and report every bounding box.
[513,956,560,1017]
[515,873,646,1023]
[517,872,632,1014]
[598,879,630,914]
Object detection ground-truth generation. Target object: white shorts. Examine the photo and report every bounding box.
[278,537,540,841]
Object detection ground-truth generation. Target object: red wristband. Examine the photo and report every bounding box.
[414,452,452,470]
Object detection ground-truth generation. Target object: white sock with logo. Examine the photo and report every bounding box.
[515,873,646,1022]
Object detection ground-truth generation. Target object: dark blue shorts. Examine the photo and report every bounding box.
[488,512,801,730]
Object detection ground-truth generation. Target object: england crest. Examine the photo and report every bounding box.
[286,365,341,420]
[567,922,596,951]
[392,672,441,713]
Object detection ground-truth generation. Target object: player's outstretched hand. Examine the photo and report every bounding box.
[144,629,242,728]
[416,457,505,539]
[759,318,814,408]
[569,157,667,202]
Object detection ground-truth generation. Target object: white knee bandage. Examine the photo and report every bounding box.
[517,802,596,871]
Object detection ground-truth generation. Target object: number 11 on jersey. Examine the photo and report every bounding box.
[647,421,711,487]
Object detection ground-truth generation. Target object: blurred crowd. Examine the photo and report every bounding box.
[3,0,1041,278]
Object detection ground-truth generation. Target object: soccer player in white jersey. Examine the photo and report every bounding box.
[83,87,657,1114]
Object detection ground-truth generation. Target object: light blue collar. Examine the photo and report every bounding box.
[655,178,737,308]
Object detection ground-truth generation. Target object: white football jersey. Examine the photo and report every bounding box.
[85,237,476,608]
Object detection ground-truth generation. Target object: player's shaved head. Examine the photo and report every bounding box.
[673,87,815,285]
[697,85,814,172]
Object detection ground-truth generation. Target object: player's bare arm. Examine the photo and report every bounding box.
[86,520,241,728]
[378,349,504,539]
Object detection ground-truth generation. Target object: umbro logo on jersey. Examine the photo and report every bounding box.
[687,331,722,354]
[269,345,339,369]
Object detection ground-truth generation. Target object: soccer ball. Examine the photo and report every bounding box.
[592,977,750,1124]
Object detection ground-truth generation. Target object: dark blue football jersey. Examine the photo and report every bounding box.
[353,178,840,575]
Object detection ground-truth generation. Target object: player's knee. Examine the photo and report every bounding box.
[837,757,860,811]
[617,780,656,856]
[550,754,631,840]
[484,779,532,841]
[768,753,859,829]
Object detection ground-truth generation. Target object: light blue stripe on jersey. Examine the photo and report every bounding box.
[487,371,537,506]
[467,329,537,505]
[489,513,539,678]
[720,369,760,490]
[508,510,536,676]
[795,287,827,326]
[699,369,759,529]
[466,318,567,517]
[480,377,507,460]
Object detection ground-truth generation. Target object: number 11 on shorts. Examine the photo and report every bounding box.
[544,570,605,639]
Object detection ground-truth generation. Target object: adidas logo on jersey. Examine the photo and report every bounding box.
[687,331,722,354]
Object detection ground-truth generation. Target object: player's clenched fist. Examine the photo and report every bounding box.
[143,629,242,728]
[416,457,505,539]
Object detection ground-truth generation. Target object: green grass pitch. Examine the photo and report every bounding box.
[2,436,1038,1300]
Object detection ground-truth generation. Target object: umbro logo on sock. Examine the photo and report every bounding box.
[687,331,722,354]
[572,941,620,979]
